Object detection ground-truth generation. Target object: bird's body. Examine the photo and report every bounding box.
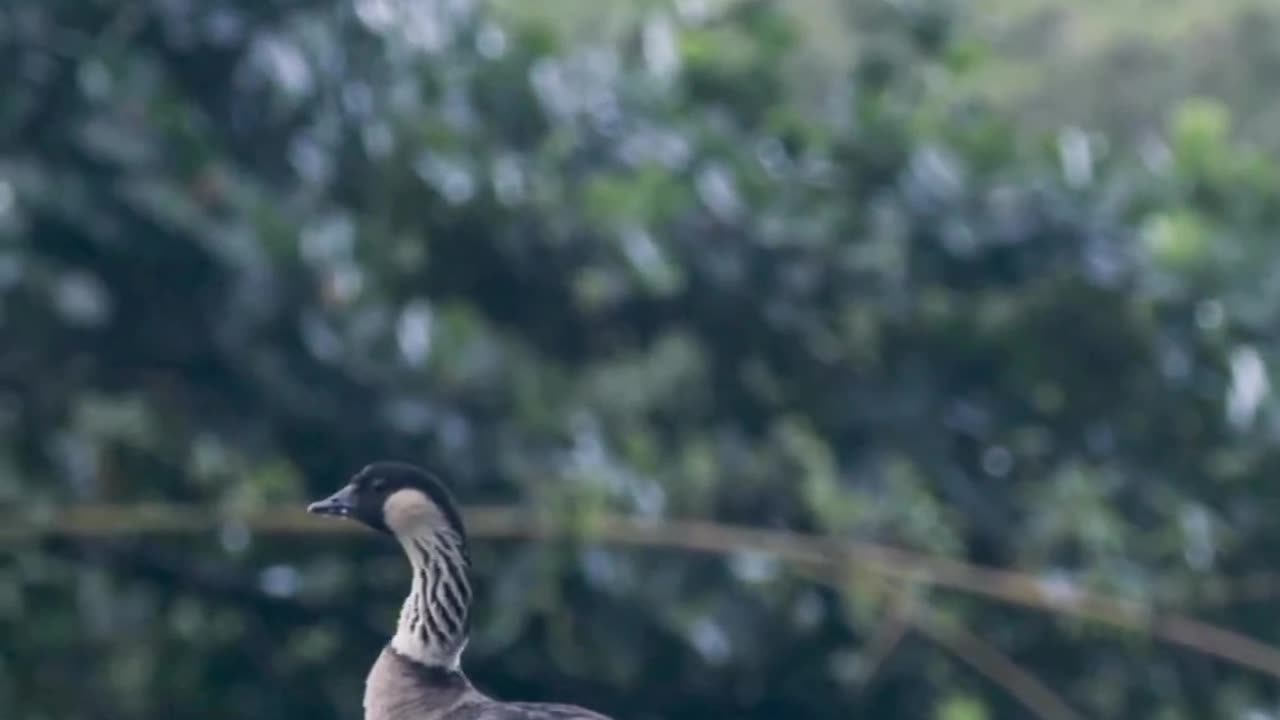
[308,462,615,720]
[363,648,611,720]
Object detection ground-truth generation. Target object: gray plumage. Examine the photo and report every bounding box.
[363,648,612,720]
[308,462,616,720]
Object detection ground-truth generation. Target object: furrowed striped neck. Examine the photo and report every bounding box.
[390,527,472,669]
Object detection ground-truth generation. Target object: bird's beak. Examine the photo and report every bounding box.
[307,484,357,517]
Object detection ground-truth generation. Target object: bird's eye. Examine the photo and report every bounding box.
[370,477,387,492]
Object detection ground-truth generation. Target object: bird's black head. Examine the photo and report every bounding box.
[307,461,467,542]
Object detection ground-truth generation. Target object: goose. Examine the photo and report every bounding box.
[307,461,616,720]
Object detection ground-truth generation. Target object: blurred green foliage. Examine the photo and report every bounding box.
[976,1,1280,149]
[2,0,1280,719]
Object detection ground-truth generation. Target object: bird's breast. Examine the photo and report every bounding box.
[364,646,473,720]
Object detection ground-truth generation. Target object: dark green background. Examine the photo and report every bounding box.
[4,1,1280,718]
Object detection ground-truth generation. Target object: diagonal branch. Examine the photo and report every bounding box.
[911,609,1084,720]
[849,594,912,692]
[795,564,1081,720]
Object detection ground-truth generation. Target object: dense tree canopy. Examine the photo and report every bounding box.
[4,1,1280,718]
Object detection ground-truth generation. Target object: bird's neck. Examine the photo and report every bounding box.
[390,528,472,669]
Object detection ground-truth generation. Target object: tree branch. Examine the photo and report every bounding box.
[912,609,1084,720]
[793,562,1080,719]
[7,502,1280,685]
[849,594,912,692]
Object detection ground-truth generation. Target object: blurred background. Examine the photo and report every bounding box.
[3,0,1280,718]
